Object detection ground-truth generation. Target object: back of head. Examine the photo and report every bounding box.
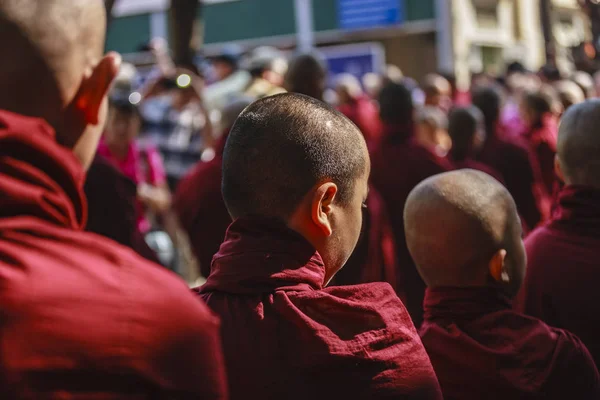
[472,86,502,135]
[572,71,595,98]
[222,93,368,219]
[522,87,558,127]
[284,54,326,101]
[423,74,451,98]
[448,106,484,160]
[378,81,414,126]
[404,170,525,296]
[557,99,600,188]
[334,73,363,101]
[555,80,585,111]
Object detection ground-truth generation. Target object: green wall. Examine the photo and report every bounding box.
[106,14,151,54]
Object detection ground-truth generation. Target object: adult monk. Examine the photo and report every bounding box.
[473,87,543,232]
[522,99,600,367]
[0,1,226,398]
[370,82,453,327]
[447,106,504,182]
[197,93,442,399]
[174,97,252,277]
[405,170,600,400]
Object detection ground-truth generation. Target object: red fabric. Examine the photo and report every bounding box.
[521,185,600,368]
[173,134,231,278]
[451,158,505,184]
[421,287,600,400]
[197,217,442,400]
[370,124,453,327]
[0,110,227,399]
[338,96,382,150]
[330,185,398,294]
[477,128,542,232]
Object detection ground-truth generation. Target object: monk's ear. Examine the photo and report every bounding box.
[310,182,337,237]
[74,52,122,126]
[489,249,509,284]
[554,155,565,183]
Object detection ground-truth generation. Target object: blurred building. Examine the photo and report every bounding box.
[106,0,590,86]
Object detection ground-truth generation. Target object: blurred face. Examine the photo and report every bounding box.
[104,107,140,148]
[213,61,234,82]
[472,124,486,153]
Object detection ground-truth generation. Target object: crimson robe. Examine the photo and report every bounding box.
[0,110,227,398]
[330,185,398,293]
[370,125,453,327]
[477,130,542,231]
[174,135,231,278]
[197,217,442,400]
[338,96,382,150]
[521,185,600,367]
[421,287,600,400]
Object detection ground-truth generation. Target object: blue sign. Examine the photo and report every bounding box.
[339,0,403,30]
[319,43,386,85]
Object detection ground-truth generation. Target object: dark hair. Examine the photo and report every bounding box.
[522,89,554,128]
[284,54,326,101]
[222,93,367,219]
[109,95,141,119]
[378,82,413,126]
[472,86,502,137]
[448,107,483,161]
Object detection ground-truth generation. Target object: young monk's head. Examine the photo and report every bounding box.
[0,0,121,169]
[556,99,600,189]
[404,170,526,298]
[284,54,327,101]
[448,106,486,162]
[415,106,450,154]
[222,93,369,284]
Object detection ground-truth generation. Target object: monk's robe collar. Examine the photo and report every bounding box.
[200,217,326,294]
[551,185,600,235]
[381,122,414,144]
[423,286,512,323]
[0,110,86,230]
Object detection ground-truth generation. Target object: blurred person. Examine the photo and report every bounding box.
[197,93,443,399]
[174,96,253,278]
[370,82,453,327]
[203,46,251,112]
[572,70,596,99]
[521,99,600,368]
[594,69,600,97]
[335,73,381,149]
[555,79,585,111]
[362,72,383,99]
[284,53,327,101]
[539,63,562,83]
[415,106,451,157]
[0,0,227,398]
[520,89,559,218]
[473,86,543,232]
[244,46,287,99]
[406,170,600,400]
[422,74,452,112]
[385,64,404,83]
[447,106,504,182]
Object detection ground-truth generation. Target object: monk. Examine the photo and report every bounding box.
[473,87,543,232]
[522,99,600,367]
[447,106,504,182]
[197,93,442,399]
[370,82,453,327]
[423,74,452,112]
[405,170,600,400]
[0,1,226,398]
[174,97,252,277]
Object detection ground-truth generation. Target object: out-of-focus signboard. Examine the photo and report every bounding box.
[338,0,404,30]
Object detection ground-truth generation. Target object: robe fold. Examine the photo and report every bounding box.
[370,125,453,327]
[197,217,442,400]
[421,286,600,400]
[521,185,600,368]
[0,110,227,399]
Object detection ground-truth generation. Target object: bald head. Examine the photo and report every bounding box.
[557,99,600,188]
[284,54,326,101]
[0,0,106,124]
[404,170,525,294]
[222,93,368,219]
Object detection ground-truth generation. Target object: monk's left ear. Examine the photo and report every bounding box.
[75,52,122,126]
[489,249,509,284]
[310,182,338,237]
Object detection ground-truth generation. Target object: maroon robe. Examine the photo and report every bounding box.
[174,134,231,278]
[0,110,227,398]
[421,287,600,400]
[197,217,442,400]
[521,185,600,367]
[330,185,398,293]
[477,129,542,231]
[370,125,453,327]
[338,96,382,151]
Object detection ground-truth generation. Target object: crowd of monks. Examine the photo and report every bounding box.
[2,0,600,399]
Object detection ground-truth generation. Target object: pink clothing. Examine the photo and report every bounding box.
[97,139,166,232]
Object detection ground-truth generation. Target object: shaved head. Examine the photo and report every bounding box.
[404,170,525,295]
[0,0,106,127]
[222,93,368,219]
[557,99,600,187]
